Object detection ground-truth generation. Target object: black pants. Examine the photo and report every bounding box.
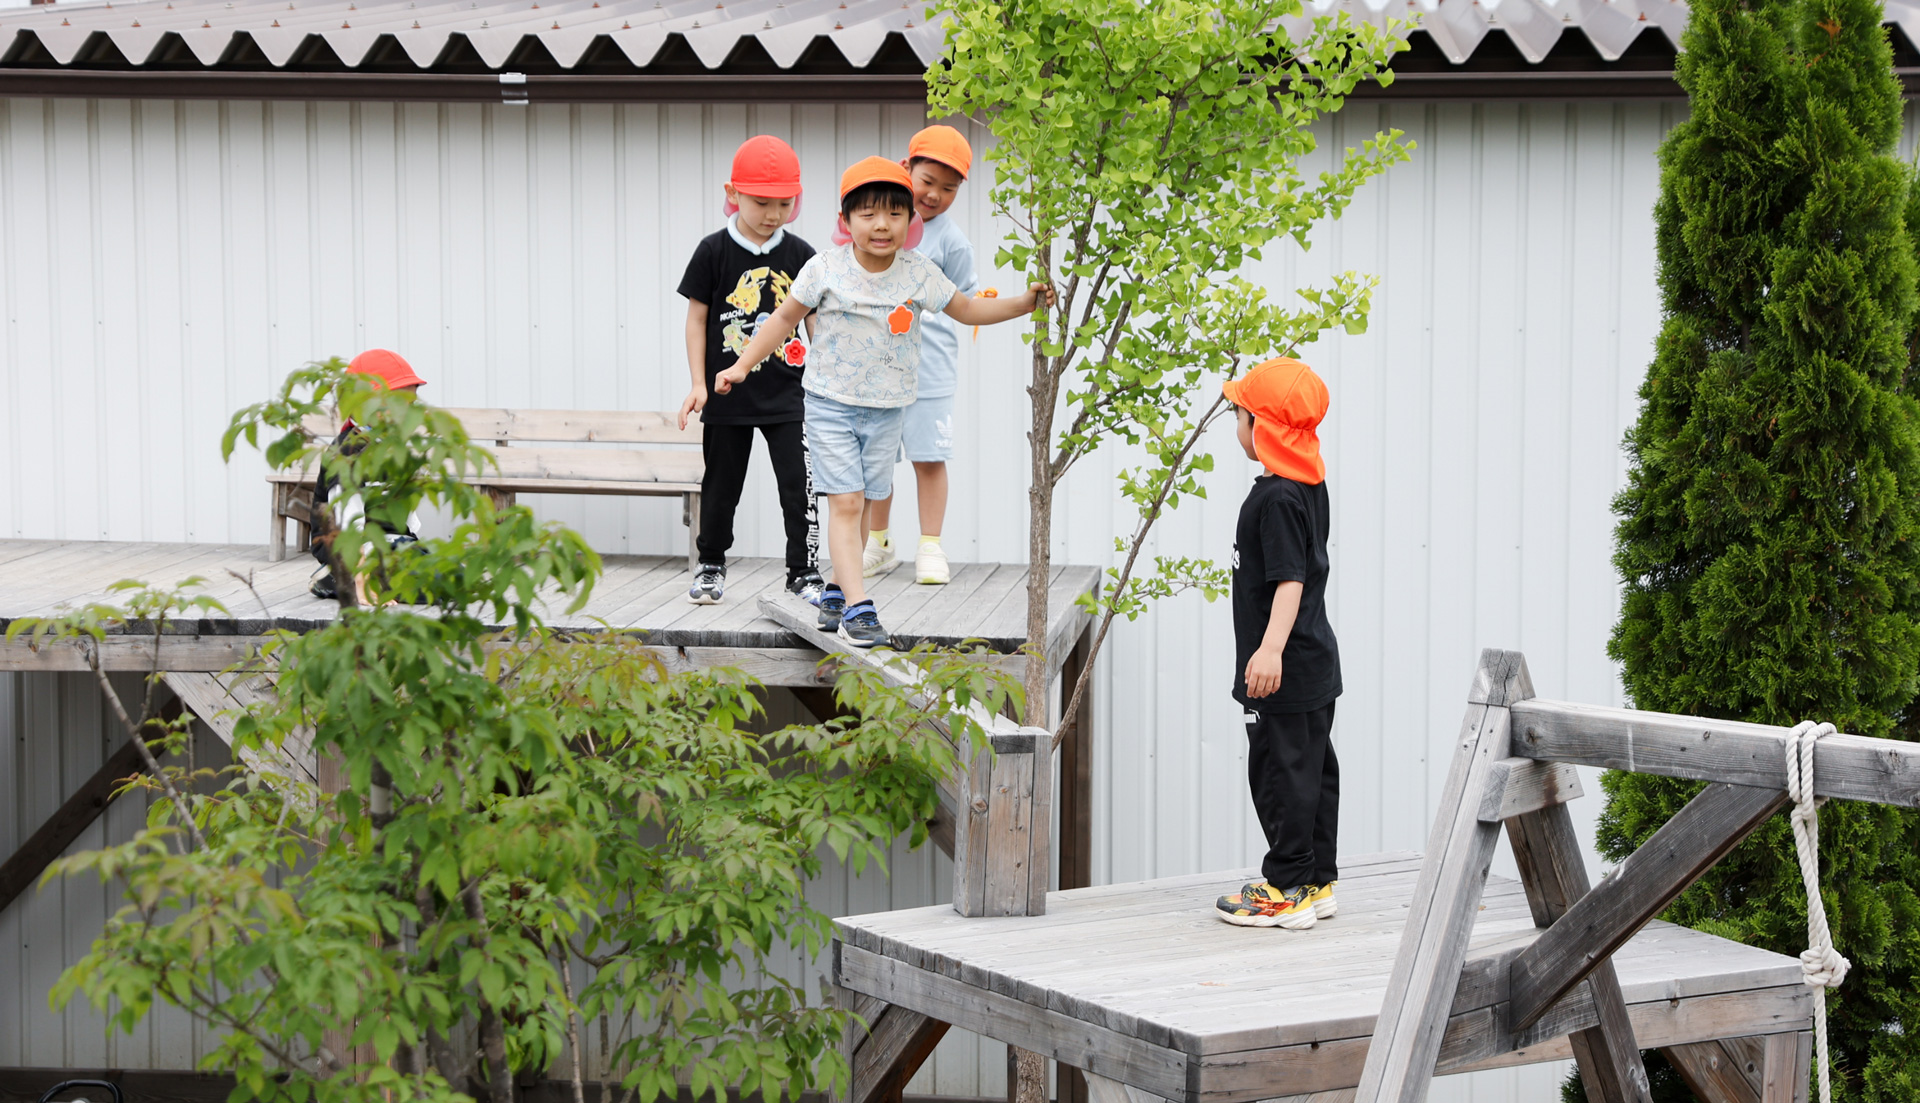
[1245,700,1339,889]
[698,420,817,576]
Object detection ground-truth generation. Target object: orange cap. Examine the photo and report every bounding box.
[840,156,914,199]
[349,349,427,391]
[728,135,803,198]
[907,124,971,179]
[1222,357,1328,484]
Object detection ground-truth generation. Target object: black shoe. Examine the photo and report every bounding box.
[788,569,826,606]
[838,601,888,649]
[816,586,846,631]
[687,562,726,605]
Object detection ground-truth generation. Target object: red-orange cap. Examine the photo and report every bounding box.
[907,124,971,179]
[1222,357,1328,484]
[349,349,427,391]
[728,135,803,199]
[839,156,914,199]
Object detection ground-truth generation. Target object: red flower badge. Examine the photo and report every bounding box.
[782,338,807,366]
[887,303,914,336]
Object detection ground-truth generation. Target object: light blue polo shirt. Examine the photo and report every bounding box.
[911,214,978,400]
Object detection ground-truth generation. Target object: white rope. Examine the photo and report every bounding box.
[1784,719,1850,1103]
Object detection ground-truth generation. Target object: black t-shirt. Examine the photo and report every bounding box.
[676,228,816,425]
[1232,474,1342,714]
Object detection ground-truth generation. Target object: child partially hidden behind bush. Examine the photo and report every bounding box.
[715,157,1053,648]
[310,348,427,605]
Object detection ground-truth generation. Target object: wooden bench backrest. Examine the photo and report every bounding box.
[297,407,702,446]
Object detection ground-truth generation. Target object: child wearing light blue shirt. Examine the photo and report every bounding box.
[715,156,1050,647]
[863,125,979,587]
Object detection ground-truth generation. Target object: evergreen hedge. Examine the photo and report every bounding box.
[1575,0,1920,1096]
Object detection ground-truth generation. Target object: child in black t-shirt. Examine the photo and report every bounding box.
[1212,357,1343,931]
[676,135,823,604]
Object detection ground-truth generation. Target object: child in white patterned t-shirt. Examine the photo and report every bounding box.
[716,156,1051,648]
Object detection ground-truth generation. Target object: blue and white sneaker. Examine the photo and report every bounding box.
[838,600,889,649]
[787,569,826,606]
[816,586,846,631]
[687,562,726,605]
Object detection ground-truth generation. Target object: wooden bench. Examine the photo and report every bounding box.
[267,407,705,570]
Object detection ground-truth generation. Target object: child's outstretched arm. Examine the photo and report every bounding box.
[714,296,812,394]
[943,282,1055,327]
[676,299,711,430]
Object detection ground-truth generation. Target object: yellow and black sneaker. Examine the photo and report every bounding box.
[1306,881,1338,920]
[1215,881,1317,929]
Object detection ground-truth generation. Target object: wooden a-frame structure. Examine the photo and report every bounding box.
[823,647,1920,1103]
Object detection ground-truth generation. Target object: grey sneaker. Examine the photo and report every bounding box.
[787,569,826,606]
[838,601,888,649]
[687,562,725,605]
[816,587,846,631]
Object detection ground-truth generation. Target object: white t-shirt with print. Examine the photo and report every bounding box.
[789,245,958,409]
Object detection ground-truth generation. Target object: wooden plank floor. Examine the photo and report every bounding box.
[0,539,1096,653]
[834,852,1811,1101]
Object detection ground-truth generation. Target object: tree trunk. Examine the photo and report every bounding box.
[1024,345,1056,728]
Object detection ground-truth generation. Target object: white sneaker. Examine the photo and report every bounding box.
[862,534,897,577]
[915,540,950,585]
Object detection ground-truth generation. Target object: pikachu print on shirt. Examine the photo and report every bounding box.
[720,266,795,370]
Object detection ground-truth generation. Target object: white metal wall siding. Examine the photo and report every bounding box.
[13,95,1900,1099]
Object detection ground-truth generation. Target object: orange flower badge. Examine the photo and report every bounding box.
[782,338,807,366]
[887,303,914,336]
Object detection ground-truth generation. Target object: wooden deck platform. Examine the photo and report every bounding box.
[0,540,1098,682]
[832,851,1811,1102]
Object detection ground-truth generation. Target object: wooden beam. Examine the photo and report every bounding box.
[1504,801,1651,1103]
[1665,1038,1765,1103]
[1509,698,1920,807]
[1507,781,1787,1033]
[1353,649,1532,1103]
[759,593,1052,916]
[1477,758,1583,823]
[0,700,179,915]
[848,1004,950,1103]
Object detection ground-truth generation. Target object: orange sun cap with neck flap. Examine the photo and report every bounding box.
[349,348,427,390]
[907,124,972,179]
[1221,357,1329,485]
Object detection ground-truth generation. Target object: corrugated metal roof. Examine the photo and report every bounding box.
[0,0,1914,78]
[0,0,944,70]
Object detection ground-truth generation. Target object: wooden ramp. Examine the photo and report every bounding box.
[831,853,1810,1103]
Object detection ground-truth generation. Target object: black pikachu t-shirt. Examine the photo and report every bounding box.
[677,227,816,425]
[1232,473,1342,714]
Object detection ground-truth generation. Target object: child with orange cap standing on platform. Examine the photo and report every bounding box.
[310,349,429,604]
[715,157,1051,647]
[677,134,823,606]
[863,124,978,585]
[1212,357,1344,930]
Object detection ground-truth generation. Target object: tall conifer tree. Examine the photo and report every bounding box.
[1597,0,1920,1094]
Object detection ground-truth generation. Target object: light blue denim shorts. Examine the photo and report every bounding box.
[805,392,905,499]
[898,392,956,463]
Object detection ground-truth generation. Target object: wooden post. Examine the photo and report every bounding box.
[1056,626,1094,1103]
[1504,800,1651,1103]
[1353,649,1532,1103]
[1665,1034,1811,1103]
[952,728,1053,917]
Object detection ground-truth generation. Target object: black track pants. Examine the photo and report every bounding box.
[697,420,818,577]
[1244,700,1339,890]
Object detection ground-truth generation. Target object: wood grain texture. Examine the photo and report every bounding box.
[849,1003,950,1103]
[1354,649,1526,1103]
[1509,698,1920,807]
[1506,782,1787,1033]
[1664,1038,1763,1103]
[1504,801,1649,1103]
